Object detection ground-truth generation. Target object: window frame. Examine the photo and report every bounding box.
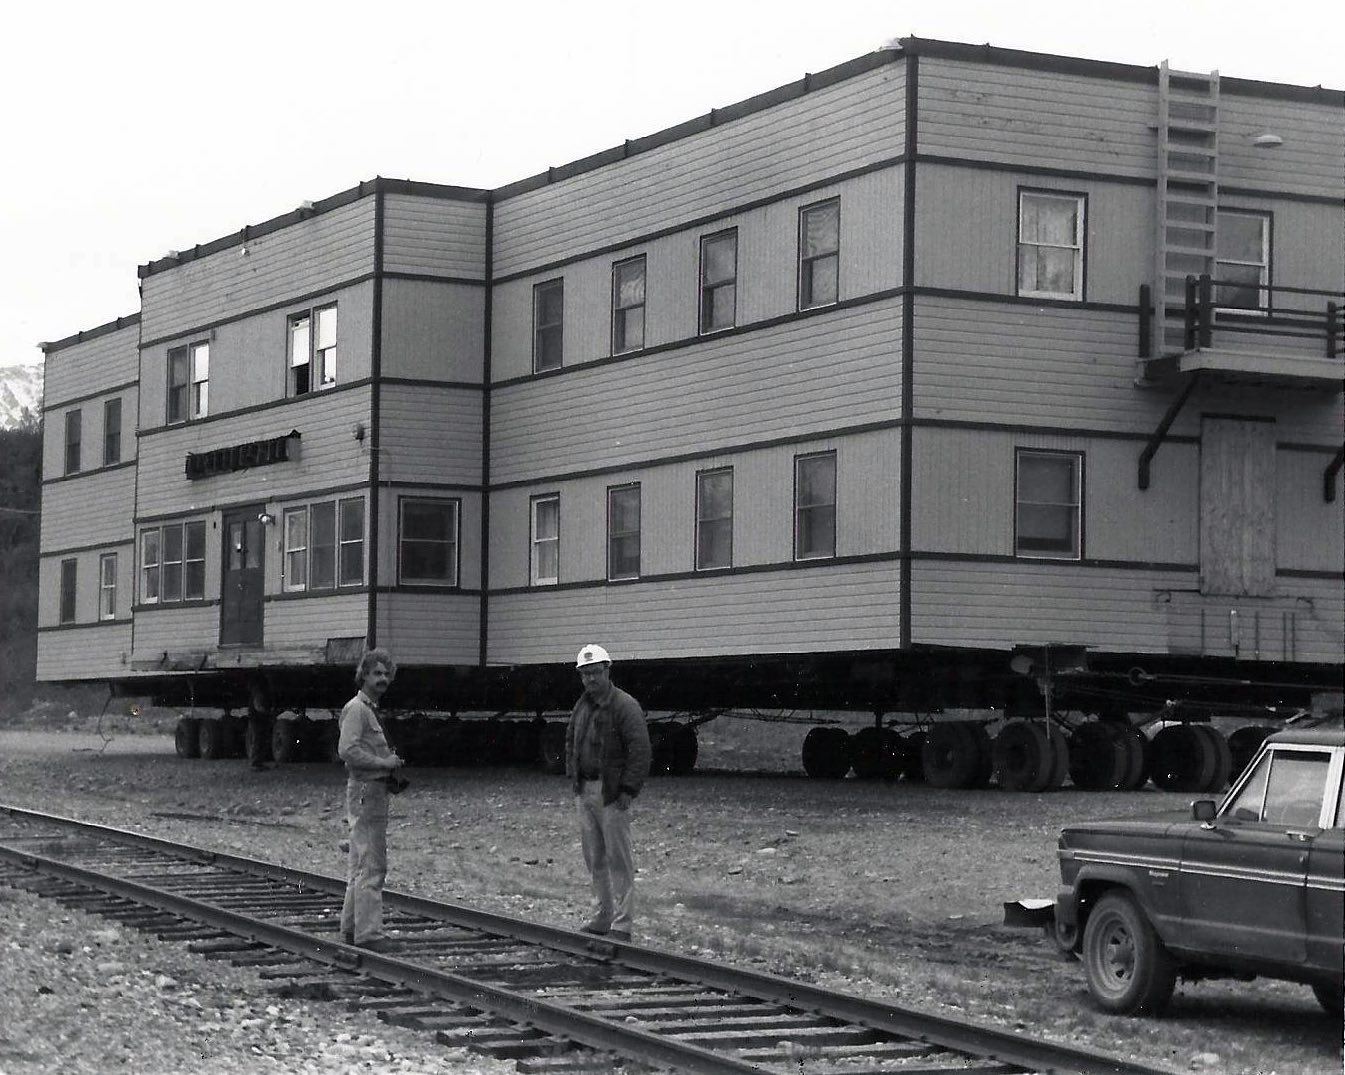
[794,451,837,561]
[167,341,209,424]
[798,198,840,311]
[138,521,206,605]
[1215,209,1272,313]
[289,304,339,397]
[699,229,738,334]
[337,497,365,587]
[1014,448,1084,560]
[63,409,81,476]
[398,497,461,587]
[99,552,117,621]
[59,558,77,624]
[1016,189,1087,302]
[606,483,642,582]
[103,398,121,466]
[282,499,363,592]
[533,279,565,373]
[530,493,560,587]
[283,507,310,593]
[695,467,734,571]
[611,255,647,355]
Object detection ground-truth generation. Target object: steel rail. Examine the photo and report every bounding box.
[0,805,1177,1075]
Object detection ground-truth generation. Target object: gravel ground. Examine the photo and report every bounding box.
[1,715,1342,1075]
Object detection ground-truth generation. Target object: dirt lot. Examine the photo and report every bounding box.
[0,711,1341,1074]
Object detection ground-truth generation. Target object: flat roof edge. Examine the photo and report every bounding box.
[40,313,141,354]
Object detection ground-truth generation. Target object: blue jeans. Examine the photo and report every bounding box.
[341,778,389,943]
[576,779,635,932]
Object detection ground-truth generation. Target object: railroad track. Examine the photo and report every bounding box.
[0,805,1172,1075]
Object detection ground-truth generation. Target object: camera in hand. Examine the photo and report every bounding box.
[385,773,410,794]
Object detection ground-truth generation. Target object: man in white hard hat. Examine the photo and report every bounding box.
[565,644,651,942]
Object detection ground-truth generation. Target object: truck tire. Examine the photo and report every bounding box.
[1150,724,1217,792]
[923,722,981,789]
[174,718,200,759]
[993,720,1050,791]
[1191,724,1232,791]
[538,722,567,775]
[1228,725,1274,778]
[1082,891,1178,1015]
[271,718,302,765]
[1117,725,1151,790]
[669,724,698,775]
[1069,722,1127,790]
[198,719,229,761]
[244,714,273,766]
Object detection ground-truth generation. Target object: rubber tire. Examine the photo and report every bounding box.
[1082,891,1178,1015]
[197,719,229,761]
[669,724,698,775]
[923,722,980,789]
[272,718,303,765]
[1042,726,1069,791]
[1151,724,1217,792]
[1069,722,1127,790]
[902,731,927,783]
[1191,724,1232,792]
[307,720,341,764]
[538,722,567,775]
[244,714,273,766]
[1118,725,1151,790]
[850,726,901,780]
[801,727,834,778]
[993,720,1051,792]
[174,718,201,759]
[1228,725,1274,777]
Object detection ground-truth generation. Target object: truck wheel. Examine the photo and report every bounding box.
[271,718,302,765]
[1151,725,1217,792]
[669,724,698,775]
[1191,724,1232,791]
[174,718,200,759]
[244,714,273,766]
[923,722,980,789]
[993,720,1050,791]
[1069,722,1126,790]
[1082,892,1177,1015]
[538,722,567,775]
[198,719,229,761]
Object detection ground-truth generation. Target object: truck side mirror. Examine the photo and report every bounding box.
[1192,799,1217,822]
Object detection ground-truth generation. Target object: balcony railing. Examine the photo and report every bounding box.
[1182,274,1340,356]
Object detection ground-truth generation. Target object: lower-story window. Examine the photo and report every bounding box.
[607,484,641,581]
[1015,449,1083,559]
[399,498,460,585]
[140,521,206,603]
[59,558,77,624]
[284,498,364,591]
[794,452,837,560]
[99,553,117,620]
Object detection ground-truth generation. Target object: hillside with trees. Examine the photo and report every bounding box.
[0,417,40,713]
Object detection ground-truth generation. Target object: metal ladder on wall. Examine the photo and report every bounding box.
[1152,61,1220,360]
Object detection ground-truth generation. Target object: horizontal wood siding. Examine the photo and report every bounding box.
[131,605,223,662]
[913,296,1345,441]
[140,199,377,343]
[265,593,368,649]
[36,624,133,682]
[139,281,374,426]
[488,558,903,666]
[1164,582,1343,664]
[380,279,485,382]
[1219,192,1344,296]
[43,386,138,486]
[37,541,134,628]
[1276,450,1345,573]
[491,169,903,381]
[917,59,1156,177]
[1218,94,1345,199]
[493,65,905,276]
[911,560,1195,653]
[379,488,481,590]
[911,427,1198,563]
[488,430,901,589]
[135,386,372,519]
[378,385,482,485]
[41,468,136,551]
[381,194,487,279]
[44,324,139,408]
[915,163,1149,304]
[491,299,904,484]
[378,593,481,665]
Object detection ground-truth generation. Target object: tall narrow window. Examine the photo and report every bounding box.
[1216,210,1271,311]
[59,559,77,624]
[700,230,737,333]
[99,553,117,620]
[161,524,185,602]
[794,452,837,560]
[63,410,81,475]
[289,306,337,396]
[612,256,646,354]
[289,314,312,395]
[533,280,564,372]
[696,468,733,570]
[1017,190,1085,301]
[338,498,365,586]
[1015,449,1083,559]
[399,498,460,585]
[284,508,309,592]
[314,306,337,388]
[184,521,206,599]
[607,484,641,581]
[799,199,840,310]
[140,530,161,604]
[103,398,122,466]
[310,501,336,590]
[167,342,208,422]
[531,494,559,586]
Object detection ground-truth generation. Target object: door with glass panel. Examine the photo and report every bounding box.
[221,506,265,646]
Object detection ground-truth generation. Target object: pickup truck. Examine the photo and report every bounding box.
[1055,726,1344,1016]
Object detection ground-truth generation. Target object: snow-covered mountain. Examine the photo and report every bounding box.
[0,364,43,430]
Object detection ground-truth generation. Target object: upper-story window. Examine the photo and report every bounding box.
[103,398,121,466]
[533,280,564,373]
[139,521,206,604]
[1015,449,1083,559]
[1216,210,1271,311]
[607,484,641,581]
[612,256,646,355]
[59,558,77,624]
[1017,190,1085,301]
[695,468,733,570]
[531,494,559,586]
[167,341,209,423]
[700,230,738,333]
[794,452,837,560]
[99,552,117,621]
[799,199,840,310]
[284,497,364,591]
[399,497,460,586]
[63,410,81,476]
[290,305,337,396]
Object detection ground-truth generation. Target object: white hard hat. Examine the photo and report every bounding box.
[576,644,612,669]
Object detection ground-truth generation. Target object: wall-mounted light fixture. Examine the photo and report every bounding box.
[352,422,366,443]
[258,512,275,526]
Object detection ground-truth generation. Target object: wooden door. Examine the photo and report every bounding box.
[1199,417,1276,596]
[221,506,265,646]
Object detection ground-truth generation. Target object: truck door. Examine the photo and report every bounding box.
[221,506,265,646]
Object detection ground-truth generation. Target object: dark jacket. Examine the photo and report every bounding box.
[566,684,651,804]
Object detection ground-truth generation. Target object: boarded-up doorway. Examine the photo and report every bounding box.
[1199,417,1276,597]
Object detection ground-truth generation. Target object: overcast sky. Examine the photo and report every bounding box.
[2,0,1340,369]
